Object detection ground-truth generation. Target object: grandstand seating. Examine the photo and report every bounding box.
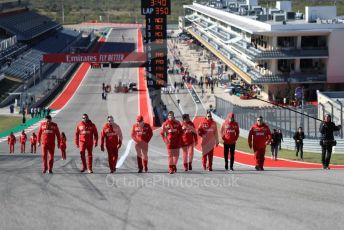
[0,10,60,41]
[2,29,80,80]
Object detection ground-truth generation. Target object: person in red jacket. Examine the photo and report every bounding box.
[131,115,153,173]
[181,114,197,171]
[220,113,240,171]
[160,111,183,174]
[75,114,98,173]
[30,132,37,154]
[100,116,122,173]
[38,115,61,174]
[60,132,67,160]
[19,130,27,153]
[248,116,272,171]
[7,132,16,154]
[198,111,219,171]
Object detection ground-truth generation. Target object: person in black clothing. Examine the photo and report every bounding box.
[270,129,280,160]
[320,114,341,170]
[278,129,283,150]
[293,127,305,160]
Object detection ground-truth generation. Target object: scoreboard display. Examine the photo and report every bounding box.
[142,0,171,89]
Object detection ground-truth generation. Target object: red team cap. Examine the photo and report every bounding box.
[136,115,144,122]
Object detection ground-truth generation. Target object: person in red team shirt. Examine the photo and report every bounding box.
[75,114,98,173]
[180,114,197,171]
[38,115,61,174]
[60,132,67,160]
[7,132,16,154]
[30,132,37,154]
[220,113,240,171]
[19,130,27,153]
[198,111,219,171]
[248,116,272,171]
[131,115,153,173]
[160,111,183,174]
[100,116,123,173]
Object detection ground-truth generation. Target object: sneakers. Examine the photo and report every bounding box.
[42,169,47,174]
[260,167,264,171]
[144,167,148,173]
[208,167,213,171]
[80,169,86,173]
[88,170,93,174]
[255,166,260,171]
[138,169,143,173]
[230,167,234,171]
[184,163,188,171]
[188,163,192,171]
[48,170,53,174]
[225,163,228,171]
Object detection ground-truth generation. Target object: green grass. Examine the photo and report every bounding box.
[0,115,22,133]
[217,124,344,165]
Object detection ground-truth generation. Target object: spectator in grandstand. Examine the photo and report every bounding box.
[38,115,61,174]
[160,111,183,174]
[100,116,123,174]
[198,111,219,171]
[180,114,198,171]
[19,130,27,153]
[60,132,67,160]
[75,114,98,173]
[293,127,305,160]
[7,132,16,154]
[270,129,280,161]
[248,116,272,171]
[220,113,239,170]
[320,114,341,170]
[30,132,37,154]
[131,115,153,173]
[278,129,283,150]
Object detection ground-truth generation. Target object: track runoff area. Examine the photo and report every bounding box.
[0,26,344,229]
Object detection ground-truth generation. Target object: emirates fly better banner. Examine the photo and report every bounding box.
[43,52,147,63]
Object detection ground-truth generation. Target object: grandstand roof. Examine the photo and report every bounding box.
[0,10,60,41]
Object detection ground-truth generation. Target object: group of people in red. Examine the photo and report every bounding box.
[8,130,39,154]
[7,111,273,174]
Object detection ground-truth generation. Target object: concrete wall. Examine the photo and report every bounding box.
[305,6,336,22]
[327,30,344,83]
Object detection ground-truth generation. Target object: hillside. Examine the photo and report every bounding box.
[28,0,344,25]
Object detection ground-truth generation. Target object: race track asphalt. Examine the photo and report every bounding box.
[0,28,343,230]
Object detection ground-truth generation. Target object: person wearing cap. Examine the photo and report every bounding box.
[160,111,183,174]
[75,114,98,173]
[320,114,341,169]
[38,115,61,174]
[30,132,37,154]
[197,111,219,171]
[181,114,197,171]
[19,130,27,153]
[248,116,271,171]
[220,112,239,170]
[100,116,123,173]
[7,132,16,154]
[131,115,153,173]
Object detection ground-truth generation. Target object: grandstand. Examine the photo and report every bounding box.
[0,1,93,107]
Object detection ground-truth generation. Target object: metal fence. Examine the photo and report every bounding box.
[215,96,342,140]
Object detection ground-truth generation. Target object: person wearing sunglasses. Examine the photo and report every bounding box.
[38,115,61,174]
[220,112,240,171]
[100,115,123,173]
[160,111,183,174]
[248,116,272,171]
[75,114,98,173]
[198,111,219,171]
[131,115,153,173]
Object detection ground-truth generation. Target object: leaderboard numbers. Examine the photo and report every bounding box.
[142,0,171,89]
